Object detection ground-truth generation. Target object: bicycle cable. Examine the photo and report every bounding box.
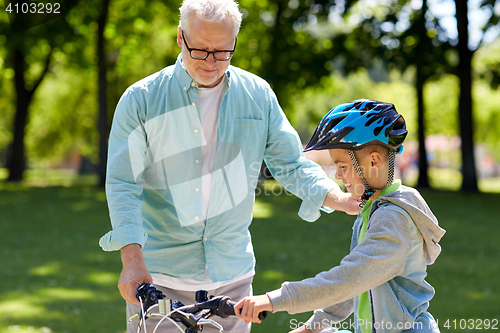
[136,299,187,333]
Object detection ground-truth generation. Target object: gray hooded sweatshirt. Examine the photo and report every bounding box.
[267,185,446,333]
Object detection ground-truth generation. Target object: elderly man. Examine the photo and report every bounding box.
[99,0,359,332]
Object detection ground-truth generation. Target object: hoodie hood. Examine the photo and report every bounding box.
[377,185,445,264]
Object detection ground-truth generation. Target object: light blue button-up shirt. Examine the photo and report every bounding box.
[99,56,337,282]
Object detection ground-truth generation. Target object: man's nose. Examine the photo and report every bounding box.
[204,53,217,66]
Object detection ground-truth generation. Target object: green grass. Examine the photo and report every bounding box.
[0,182,499,332]
[0,184,123,333]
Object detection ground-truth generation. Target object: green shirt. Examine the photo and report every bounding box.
[356,180,401,333]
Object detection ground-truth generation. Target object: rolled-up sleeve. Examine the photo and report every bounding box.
[263,88,338,222]
[99,89,148,251]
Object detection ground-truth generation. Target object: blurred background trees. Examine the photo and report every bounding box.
[1,0,499,192]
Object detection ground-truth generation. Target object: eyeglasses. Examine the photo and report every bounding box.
[181,30,237,61]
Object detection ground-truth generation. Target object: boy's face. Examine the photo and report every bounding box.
[328,149,366,199]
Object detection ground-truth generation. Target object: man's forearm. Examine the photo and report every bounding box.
[121,243,145,268]
[119,243,152,304]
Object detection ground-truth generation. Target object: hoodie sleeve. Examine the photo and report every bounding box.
[267,208,412,314]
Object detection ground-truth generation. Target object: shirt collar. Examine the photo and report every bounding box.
[360,179,402,217]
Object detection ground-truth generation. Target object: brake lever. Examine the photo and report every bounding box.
[169,304,212,329]
[197,318,223,332]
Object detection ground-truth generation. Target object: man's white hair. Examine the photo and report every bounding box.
[179,0,242,37]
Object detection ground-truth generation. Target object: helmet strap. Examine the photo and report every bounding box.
[348,149,395,208]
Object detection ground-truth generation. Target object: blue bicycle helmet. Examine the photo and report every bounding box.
[304,99,408,207]
[303,99,407,154]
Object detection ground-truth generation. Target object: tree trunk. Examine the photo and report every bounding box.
[414,0,430,188]
[455,0,478,192]
[6,48,50,181]
[97,0,111,187]
[416,66,430,188]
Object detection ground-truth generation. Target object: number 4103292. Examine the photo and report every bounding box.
[442,319,498,330]
[5,2,61,14]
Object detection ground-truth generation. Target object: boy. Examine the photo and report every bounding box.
[234,100,445,333]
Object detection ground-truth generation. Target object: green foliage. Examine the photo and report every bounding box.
[103,0,180,92]
[290,68,459,142]
[234,0,347,111]
[475,38,500,84]
[25,68,99,165]
[1,0,499,174]
[473,80,500,159]
[473,38,500,159]
[424,74,460,137]
[0,0,183,167]
[325,0,454,79]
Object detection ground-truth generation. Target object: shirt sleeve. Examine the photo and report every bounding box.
[263,87,338,222]
[267,208,411,314]
[99,89,148,251]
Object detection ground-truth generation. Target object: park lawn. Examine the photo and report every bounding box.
[0,182,499,333]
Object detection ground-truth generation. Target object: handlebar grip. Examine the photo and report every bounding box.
[136,283,165,303]
[223,299,267,321]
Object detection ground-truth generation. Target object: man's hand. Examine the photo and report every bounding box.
[323,188,361,215]
[119,243,153,305]
[234,294,273,324]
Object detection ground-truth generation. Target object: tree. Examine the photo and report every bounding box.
[97,0,112,187]
[1,1,79,181]
[1,0,180,182]
[235,0,344,112]
[6,47,52,181]
[306,0,499,192]
[325,0,453,188]
[454,0,499,192]
[455,0,477,192]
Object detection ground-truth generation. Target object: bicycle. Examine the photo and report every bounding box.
[129,283,267,333]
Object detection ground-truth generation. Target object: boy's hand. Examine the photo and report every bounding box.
[234,294,273,324]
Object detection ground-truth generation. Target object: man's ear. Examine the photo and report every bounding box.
[177,27,183,48]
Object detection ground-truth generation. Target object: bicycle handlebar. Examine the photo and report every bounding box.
[176,294,267,320]
[134,283,267,332]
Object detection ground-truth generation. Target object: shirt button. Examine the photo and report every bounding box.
[192,102,196,106]
[184,87,187,90]
[191,82,196,87]
[194,129,199,133]
[195,188,199,192]
[195,159,200,164]
[195,216,200,221]
[204,237,208,241]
